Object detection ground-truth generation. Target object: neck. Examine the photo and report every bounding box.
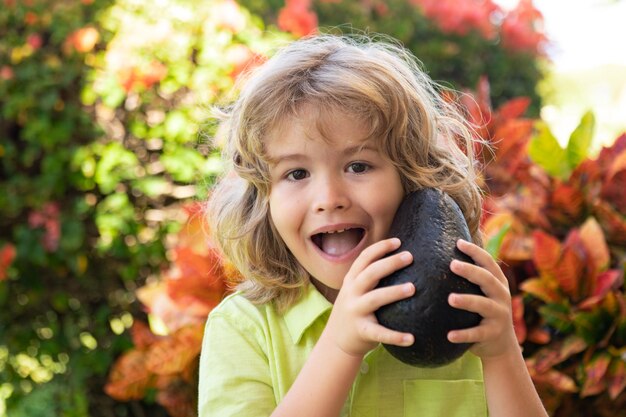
[310,277,339,303]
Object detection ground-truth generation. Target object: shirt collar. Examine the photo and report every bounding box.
[283,283,332,345]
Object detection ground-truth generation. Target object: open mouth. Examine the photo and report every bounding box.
[311,227,366,257]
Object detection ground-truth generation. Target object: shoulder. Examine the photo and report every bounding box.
[208,291,276,330]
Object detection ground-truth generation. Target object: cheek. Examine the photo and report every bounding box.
[269,189,299,241]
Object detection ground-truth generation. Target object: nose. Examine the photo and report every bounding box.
[313,177,350,213]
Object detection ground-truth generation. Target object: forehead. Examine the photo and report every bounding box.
[264,104,377,156]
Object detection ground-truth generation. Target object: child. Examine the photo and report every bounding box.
[199,34,547,417]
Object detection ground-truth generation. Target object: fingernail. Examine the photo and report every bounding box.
[400,251,412,262]
[403,334,414,345]
[451,259,463,271]
[404,283,414,294]
[448,293,458,304]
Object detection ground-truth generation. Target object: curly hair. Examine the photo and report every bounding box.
[206,34,484,312]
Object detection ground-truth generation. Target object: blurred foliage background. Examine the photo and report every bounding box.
[1,0,625,416]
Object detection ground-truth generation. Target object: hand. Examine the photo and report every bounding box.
[447,239,518,360]
[325,237,416,357]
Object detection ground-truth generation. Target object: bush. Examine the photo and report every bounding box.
[1,0,286,415]
[3,1,624,416]
[240,0,548,114]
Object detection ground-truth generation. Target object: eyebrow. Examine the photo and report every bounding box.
[267,143,377,166]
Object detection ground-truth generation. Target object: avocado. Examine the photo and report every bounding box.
[375,188,483,367]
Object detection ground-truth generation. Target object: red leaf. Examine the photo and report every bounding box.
[581,353,611,397]
[496,97,531,120]
[511,295,526,343]
[0,243,16,281]
[104,350,153,401]
[601,163,626,211]
[578,270,622,310]
[607,358,626,400]
[532,230,561,275]
[277,0,318,37]
[596,133,626,177]
[156,383,197,417]
[605,148,626,181]
[526,359,578,393]
[593,200,626,245]
[532,336,587,372]
[493,119,534,162]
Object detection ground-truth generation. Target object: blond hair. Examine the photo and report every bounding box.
[207,34,483,312]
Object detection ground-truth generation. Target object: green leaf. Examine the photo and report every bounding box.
[573,309,613,345]
[566,111,595,170]
[485,222,511,258]
[95,143,139,194]
[539,303,574,334]
[529,121,570,180]
[160,146,205,183]
[132,176,170,198]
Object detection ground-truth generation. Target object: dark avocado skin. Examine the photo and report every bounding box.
[375,188,483,367]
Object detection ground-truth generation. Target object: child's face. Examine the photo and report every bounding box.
[266,107,405,299]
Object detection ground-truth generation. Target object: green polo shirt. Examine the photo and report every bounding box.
[198,283,487,417]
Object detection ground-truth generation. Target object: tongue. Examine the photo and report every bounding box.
[321,229,361,256]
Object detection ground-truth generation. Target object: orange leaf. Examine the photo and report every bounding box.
[104,350,153,401]
[520,277,560,303]
[166,247,227,310]
[131,320,162,350]
[145,324,204,375]
[579,217,610,273]
[527,327,551,344]
[554,245,584,299]
[532,230,561,275]
[550,183,584,221]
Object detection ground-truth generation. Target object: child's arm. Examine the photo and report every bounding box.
[271,237,415,417]
[447,239,548,417]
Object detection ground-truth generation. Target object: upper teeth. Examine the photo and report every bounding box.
[325,228,348,234]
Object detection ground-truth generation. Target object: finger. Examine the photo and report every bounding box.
[359,282,415,311]
[352,251,413,292]
[448,326,489,344]
[456,239,508,286]
[450,259,509,299]
[449,292,502,317]
[349,238,402,277]
[360,321,414,347]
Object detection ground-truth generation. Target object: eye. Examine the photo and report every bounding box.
[347,162,370,174]
[287,169,309,181]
